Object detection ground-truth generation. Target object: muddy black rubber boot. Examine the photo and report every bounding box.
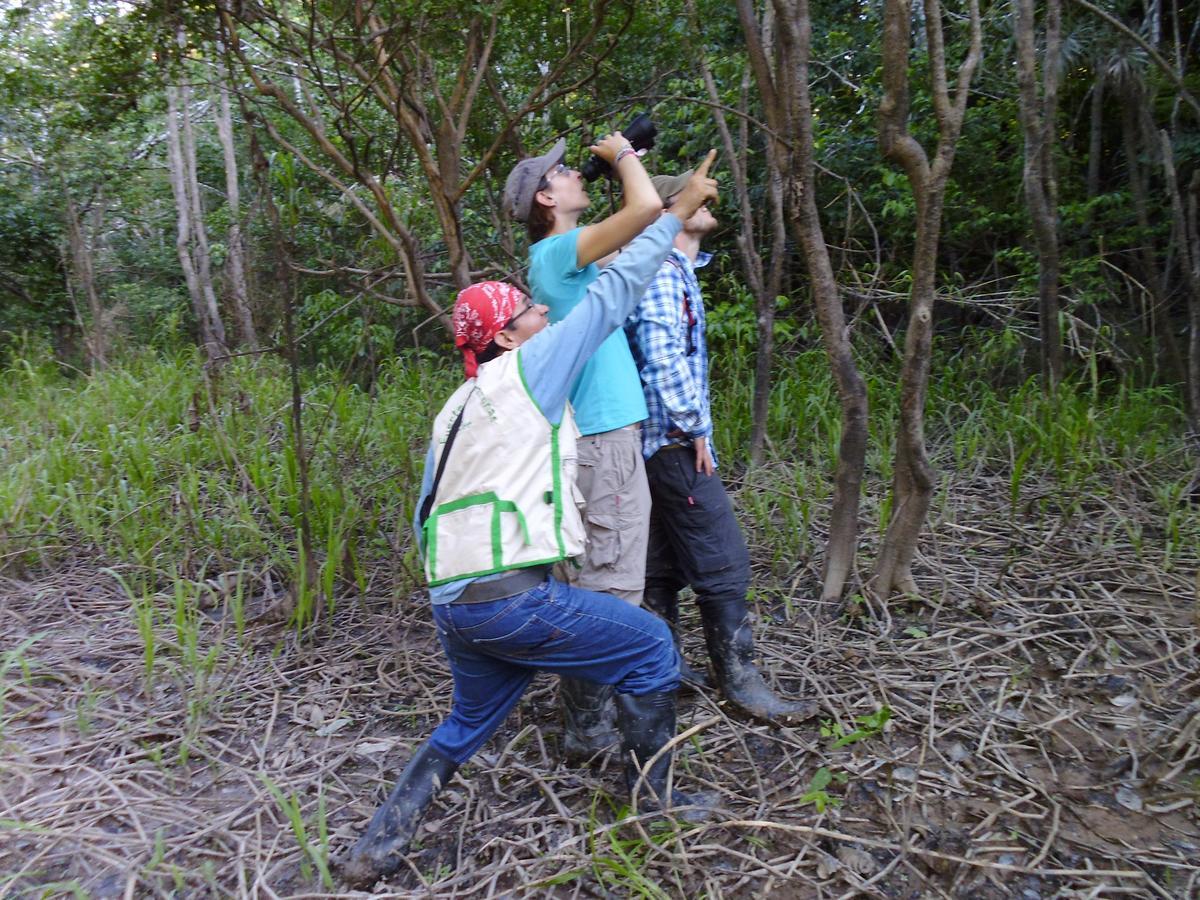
[339,741,458,889]
[643,588,712,691]
[699,596,819,725]
[614,690,716,820]
[560,676,619,763]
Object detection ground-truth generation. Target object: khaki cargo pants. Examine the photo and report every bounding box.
[558,424,649,606]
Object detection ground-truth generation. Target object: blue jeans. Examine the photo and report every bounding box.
[427,576,679,763]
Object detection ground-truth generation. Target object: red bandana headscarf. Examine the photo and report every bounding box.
[453,281,527,378]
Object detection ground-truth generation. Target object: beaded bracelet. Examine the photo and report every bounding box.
[614,146,637,165]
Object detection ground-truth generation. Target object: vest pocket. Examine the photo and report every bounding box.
[426,491,531,580]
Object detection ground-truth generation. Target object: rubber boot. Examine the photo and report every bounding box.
[700,596,818,724]
[340,741,459,888]
[614,691,715,820]
[643,588,712,690]
[559,676,619,763]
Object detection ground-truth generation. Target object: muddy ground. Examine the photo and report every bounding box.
[2,471,1197,898]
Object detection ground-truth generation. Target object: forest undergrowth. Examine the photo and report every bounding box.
[1,332,1197,897]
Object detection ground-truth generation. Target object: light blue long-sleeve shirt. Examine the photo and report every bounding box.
[415,213,685,603]
[529,229,649,435]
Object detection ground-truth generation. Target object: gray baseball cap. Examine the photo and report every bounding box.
[503,139,567,222]
[651,170,693,205]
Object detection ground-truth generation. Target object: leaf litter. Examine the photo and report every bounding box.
[0,468,1197,897]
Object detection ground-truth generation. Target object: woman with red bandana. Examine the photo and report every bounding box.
[338,148,719,889]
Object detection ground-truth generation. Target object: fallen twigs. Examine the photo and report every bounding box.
[2,463,1197,897]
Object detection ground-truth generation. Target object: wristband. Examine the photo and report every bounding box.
[614,146,637,165]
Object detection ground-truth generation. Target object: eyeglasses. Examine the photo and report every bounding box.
[504,303,537,331]
[537,163,570,192]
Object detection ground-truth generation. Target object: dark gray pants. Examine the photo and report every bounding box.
[644,446,751,605]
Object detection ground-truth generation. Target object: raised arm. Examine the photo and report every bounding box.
[574,133,662,269]
[522,152,720,421]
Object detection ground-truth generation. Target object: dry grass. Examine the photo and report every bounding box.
[2,468,1197,898]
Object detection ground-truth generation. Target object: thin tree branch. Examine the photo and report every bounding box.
[1070,0,1200,119]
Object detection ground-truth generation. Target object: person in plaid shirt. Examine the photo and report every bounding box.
[626,171,817,724]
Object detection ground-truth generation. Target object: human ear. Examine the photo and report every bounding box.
[493,329,519,350]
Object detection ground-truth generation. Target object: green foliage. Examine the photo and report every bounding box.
[297,289,396,371]
[110,283,192,351]
[2,327,1191,629]
[582,792,687,899]
[0,0,1195,632]
[259,775,334,889]
[798,765,849,813]
[821,707,892,750]
[0,347,455,608]
[24,880,88,900]
[705,274,798,351]
[798,705,891,815]
[0,189,70,351]
[0,634,43,743]
[0,0,1192,403]
[0,0,180,365]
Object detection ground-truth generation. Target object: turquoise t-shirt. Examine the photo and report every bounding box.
[528,229,649,435]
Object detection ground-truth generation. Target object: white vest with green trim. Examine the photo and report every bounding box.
[422,351,585,585]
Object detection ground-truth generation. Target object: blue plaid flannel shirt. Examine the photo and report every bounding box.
[626,249,717,466]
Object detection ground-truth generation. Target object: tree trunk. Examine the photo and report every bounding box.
[1161,132,1200,427]
[755,43,789,467]
[1086,74,1104,200]
[431,117,474,293]
[1122,96,1156,291]
[219,0,623,334]
[215,57,258,350]
[177,75,227,356]
[871,0,981,600]
[63,190,107,369]
[1189,171,1200,435]
[1119,91,1185,381]
[166,79,227,363]
[1015,0,1064,387]
[1191,252,1200,439]
[360,5,487,294]
[249,115,315,624]
[872,208,941,598]
[795,171,870,606]
[737,0,870,604]
[749,233,777,467]
[695,27,777,466]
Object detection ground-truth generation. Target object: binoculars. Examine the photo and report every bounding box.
[580,112,658,182]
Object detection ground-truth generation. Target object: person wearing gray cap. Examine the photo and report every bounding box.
[504,133,661,762]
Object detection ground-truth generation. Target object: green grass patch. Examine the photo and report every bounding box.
[1,332,1194,622]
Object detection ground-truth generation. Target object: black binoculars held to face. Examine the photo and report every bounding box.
[580,112,658,182]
